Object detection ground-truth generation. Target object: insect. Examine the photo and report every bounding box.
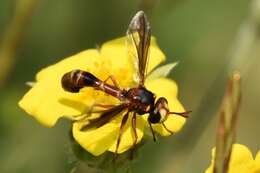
[61,11,190,154]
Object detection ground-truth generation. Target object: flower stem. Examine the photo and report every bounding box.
[213,72,241,173]
[0,0,38,87]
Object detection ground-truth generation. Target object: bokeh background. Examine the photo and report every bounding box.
[0,0,259,173]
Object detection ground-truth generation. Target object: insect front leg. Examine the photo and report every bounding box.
[162,122,174,134]
[148,122,156,142]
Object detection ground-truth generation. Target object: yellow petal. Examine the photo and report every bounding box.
[204,163,213,173]
[256,150,260,162]
[229,144,255,173]
[72,118,119,156]
[255,150,260,173]
[72,112,145,156]
[100,36,165,87]
[255,150,260,162]
[19,49,112,127]
[144,78,186,136]
[205,144,255,173]
[230,144,254,166]
[108,113,145,153]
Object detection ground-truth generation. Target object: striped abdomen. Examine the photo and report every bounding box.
[61,70,125,100]
[61,70,101,93]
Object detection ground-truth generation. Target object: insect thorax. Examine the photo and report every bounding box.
[126,87,155,115]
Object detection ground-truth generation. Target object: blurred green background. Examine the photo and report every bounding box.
[0,0,259,173]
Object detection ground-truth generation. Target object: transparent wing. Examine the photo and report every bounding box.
[127,11,151,86]
[80,104,127,131]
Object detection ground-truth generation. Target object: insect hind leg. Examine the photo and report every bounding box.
[103,75,120,89]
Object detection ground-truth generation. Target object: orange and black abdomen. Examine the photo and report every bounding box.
[61,70,101,93]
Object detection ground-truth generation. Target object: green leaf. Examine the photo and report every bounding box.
[146,62,178,81]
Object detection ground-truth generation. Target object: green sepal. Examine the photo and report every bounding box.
[146,62,179,81]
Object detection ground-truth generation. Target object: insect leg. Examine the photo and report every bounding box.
[103,75,120,88]
[129,112,138,160]
[148,122,156,142]
[115,111,129,154]
[131,112,138,147]
[162,122,174,134]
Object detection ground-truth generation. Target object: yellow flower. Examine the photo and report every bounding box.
[205,144,260,173]
[18,36,186,156]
